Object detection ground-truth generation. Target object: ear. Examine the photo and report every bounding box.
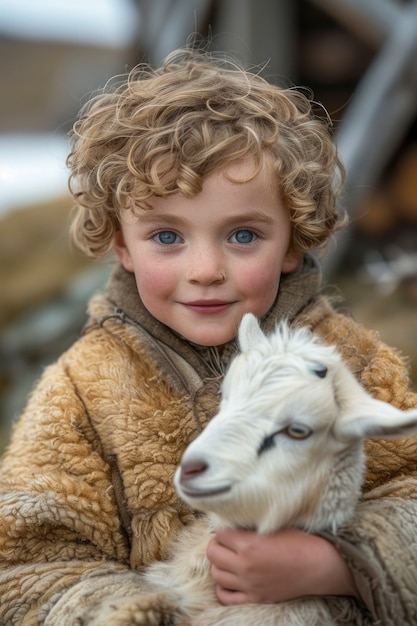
[335,397,417,441]
[281,248,300,274]
[113,230,134,272]
[238,314,265,352]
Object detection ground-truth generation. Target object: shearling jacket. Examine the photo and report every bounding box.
[0,257,416,625]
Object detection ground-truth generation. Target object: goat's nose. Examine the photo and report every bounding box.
[179,458,208,484]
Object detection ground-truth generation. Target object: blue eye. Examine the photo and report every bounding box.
[230,230,257,244]
[153,231,181,245]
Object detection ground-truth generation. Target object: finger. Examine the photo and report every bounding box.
[214,527,258,555]
[214,527,242,550]
[207,537,240,571]
[215,584,249,606]
[210,564,242,591]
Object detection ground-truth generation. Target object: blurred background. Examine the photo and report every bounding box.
[1,0,417,452]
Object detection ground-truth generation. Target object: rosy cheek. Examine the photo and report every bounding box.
[249,262,279,290]
[243,264,280,307]
[137,265,175,296]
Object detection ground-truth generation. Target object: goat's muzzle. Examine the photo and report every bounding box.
[177,458,232,498]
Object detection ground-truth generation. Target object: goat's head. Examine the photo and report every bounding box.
[175,314,417,534]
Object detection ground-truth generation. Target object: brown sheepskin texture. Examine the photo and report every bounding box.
[1,262,417,625]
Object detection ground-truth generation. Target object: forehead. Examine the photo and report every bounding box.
[121,157,283,225]
[222,365,339,434]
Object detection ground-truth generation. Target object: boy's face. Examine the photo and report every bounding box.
[114,159,299,347]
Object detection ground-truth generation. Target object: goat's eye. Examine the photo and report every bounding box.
[285,423,312,439]
[313,365,327,379]
[258,423,312,455]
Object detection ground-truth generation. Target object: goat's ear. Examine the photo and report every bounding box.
[238,313,265,352]
[335,398,417,441]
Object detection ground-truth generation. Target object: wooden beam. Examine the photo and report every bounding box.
[323,1,417,275]
[308,0,402,46]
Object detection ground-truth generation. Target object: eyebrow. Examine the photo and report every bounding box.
[137,210,276,226]
[136,212,186,225]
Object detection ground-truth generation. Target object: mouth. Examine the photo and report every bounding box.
[182,300,235,315]
[179,482,232,499]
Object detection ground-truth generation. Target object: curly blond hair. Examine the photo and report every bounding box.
[68,47,345,258]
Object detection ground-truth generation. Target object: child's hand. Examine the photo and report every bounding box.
[206,527,358,605]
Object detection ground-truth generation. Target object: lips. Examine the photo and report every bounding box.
[179,482,232,498]
[183,300,234,315]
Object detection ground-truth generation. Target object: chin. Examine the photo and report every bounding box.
[186,331,233,348]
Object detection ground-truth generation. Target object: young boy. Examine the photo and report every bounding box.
[0,47,416,625]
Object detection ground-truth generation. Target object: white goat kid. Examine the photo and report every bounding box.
[133,314,417,626]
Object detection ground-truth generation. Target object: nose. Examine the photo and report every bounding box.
[179,458,209,485]
[186,243,226,285]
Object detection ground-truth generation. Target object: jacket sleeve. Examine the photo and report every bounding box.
[322,311,417,625]
[323,492,417,625]
[306,300,417,624]
[0,359,146,625]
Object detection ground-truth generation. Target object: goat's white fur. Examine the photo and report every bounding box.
[132,314,417,626]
